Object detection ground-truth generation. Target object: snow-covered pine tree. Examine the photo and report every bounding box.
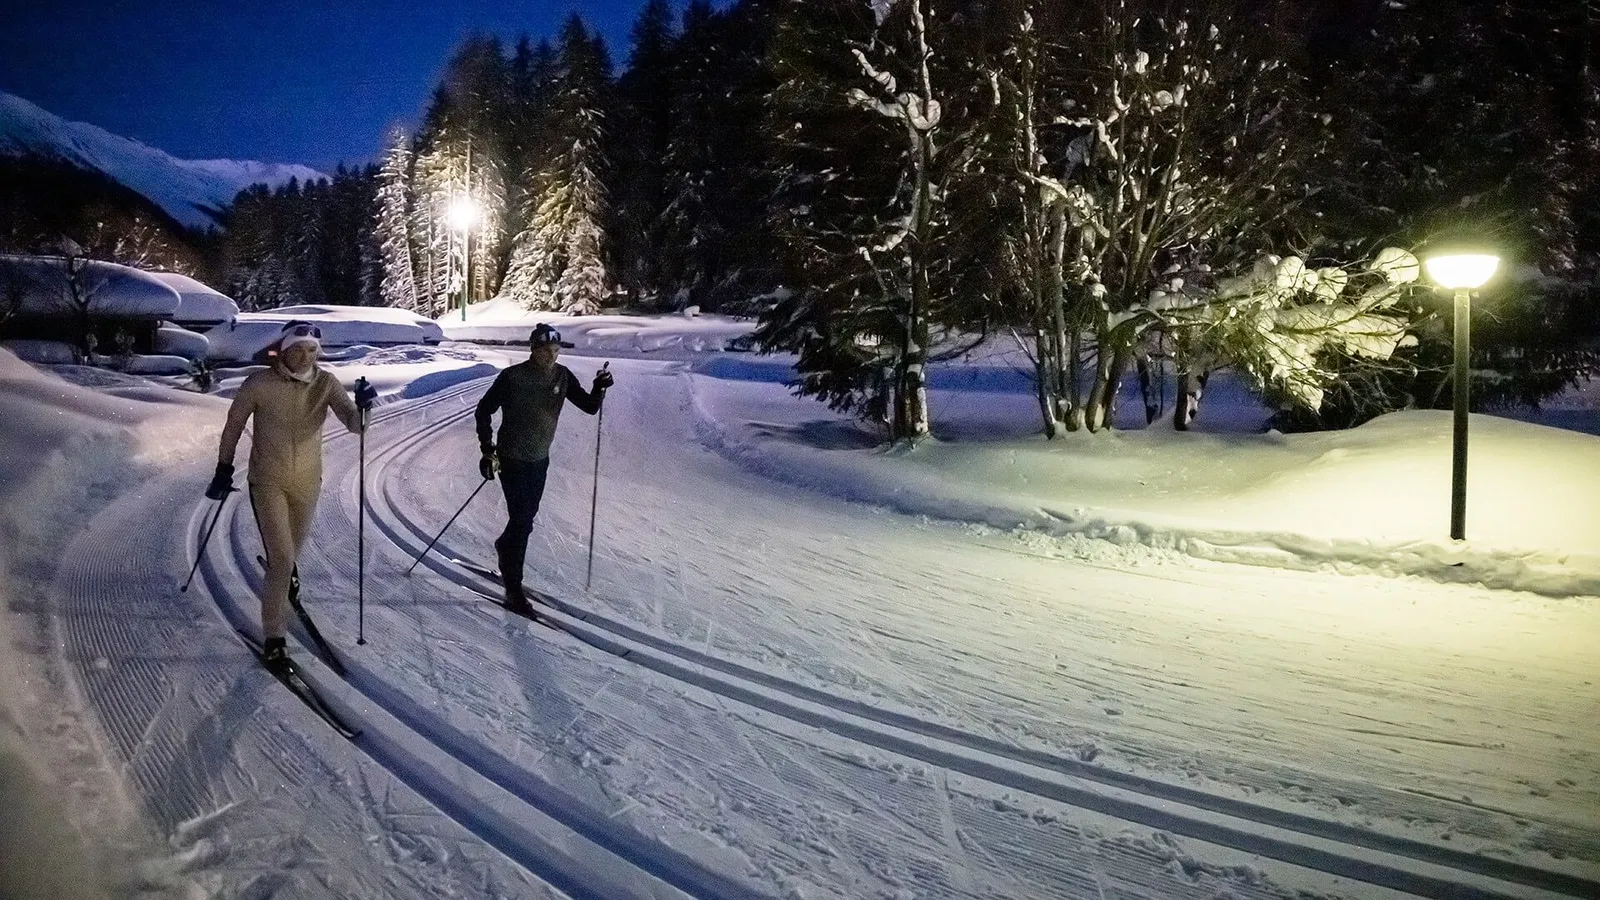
[653,0,778,313]
[656,1,720,309]
[759,0,972,443]
[314,165,378,307]
[375,127,421,310]
[499,39,558,309]
[1155,248,1426,425]
[552,26,613,314]
[221,180,319,310]
[1307,0,1600,424]
[411,36,513,317]
[289,177,328,307]
[502,16,613,314]
[610,0,677,306]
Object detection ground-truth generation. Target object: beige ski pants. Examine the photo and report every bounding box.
[251,480,319,640]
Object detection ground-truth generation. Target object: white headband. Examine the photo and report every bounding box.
[280,334,320,354]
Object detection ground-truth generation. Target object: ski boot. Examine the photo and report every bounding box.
[262,636,291,673]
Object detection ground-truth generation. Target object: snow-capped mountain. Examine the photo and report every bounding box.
[0,92,326,230]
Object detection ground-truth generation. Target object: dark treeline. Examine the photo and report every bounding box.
[0,155,213,277]
[219,165,381,310]
[373,2,777,318]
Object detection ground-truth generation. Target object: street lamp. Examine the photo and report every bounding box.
[1423,249,1499,541]
[447,195,479,321]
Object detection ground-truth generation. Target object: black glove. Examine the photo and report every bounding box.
[593,368,614,393]
[479,448,497,481]
[205,463,235,500]
[354,378,377,411]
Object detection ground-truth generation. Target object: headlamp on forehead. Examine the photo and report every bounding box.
[529,323,575,348]
[279,320,323,355]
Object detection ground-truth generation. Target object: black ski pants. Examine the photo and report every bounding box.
[494,456,551,595]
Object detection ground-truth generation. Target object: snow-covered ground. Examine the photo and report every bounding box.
[2,306,1597,900]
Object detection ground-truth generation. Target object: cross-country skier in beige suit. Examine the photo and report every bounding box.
[206,321,374,668]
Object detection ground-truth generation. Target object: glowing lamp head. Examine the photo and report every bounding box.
[1424,252,1499,290]
[446,196,479,232]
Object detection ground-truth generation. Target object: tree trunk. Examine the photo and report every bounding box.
[1087,333,1130,433]
[1048,205,1078,431]
[1066,327,1085,431]
[1172,369,1209,431]
[1034,328,1060,439]
[1136,349,1159,425]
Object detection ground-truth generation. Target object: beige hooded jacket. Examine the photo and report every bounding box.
[218,364,362,488]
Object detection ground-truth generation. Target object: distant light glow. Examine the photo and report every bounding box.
[1425,253,1499,290]
[447,195,479,232]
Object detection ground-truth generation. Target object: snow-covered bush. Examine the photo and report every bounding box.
[1164,249,1423,411]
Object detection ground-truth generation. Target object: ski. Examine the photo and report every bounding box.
[258,555,348,676]
[444,560,559,629]
[447,557,504,585]
[464,586,562,632]
[446,557,564,611]
[237,630,360,739]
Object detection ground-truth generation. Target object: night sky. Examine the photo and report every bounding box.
[0,0,672,172]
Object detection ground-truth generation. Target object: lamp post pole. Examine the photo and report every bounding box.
[462,138,471,322]
[1425,248,1496,542]
[1450,287,1470,541]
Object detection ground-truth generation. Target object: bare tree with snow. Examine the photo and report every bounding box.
[1028,1,1331,432]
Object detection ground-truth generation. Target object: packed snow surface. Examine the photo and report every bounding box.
[2,308,1597,900]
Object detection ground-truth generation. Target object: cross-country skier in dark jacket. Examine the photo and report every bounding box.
[475,323,612,612]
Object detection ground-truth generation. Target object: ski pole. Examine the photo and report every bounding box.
[405,476,492,575]
[585,363,609,592]
[180,495,230,593]
[356,377,369,647]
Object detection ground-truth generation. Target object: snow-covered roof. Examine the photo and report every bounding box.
[0,254,181,318]
[204,305,444,362]
[273,304,446,330]
[147,271,239,324]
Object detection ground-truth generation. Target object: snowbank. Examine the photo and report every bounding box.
[687,367,1600,596]
[1,338,77,364]
[118,353,196,376]
[154,323,208,359]
[439,298,753,353]
[0,347,220,897]
[204,306,443,362]
[2,341,200,375]
[0,349,220,565]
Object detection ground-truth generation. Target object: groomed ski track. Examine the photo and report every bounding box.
[46,360,1600,899]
